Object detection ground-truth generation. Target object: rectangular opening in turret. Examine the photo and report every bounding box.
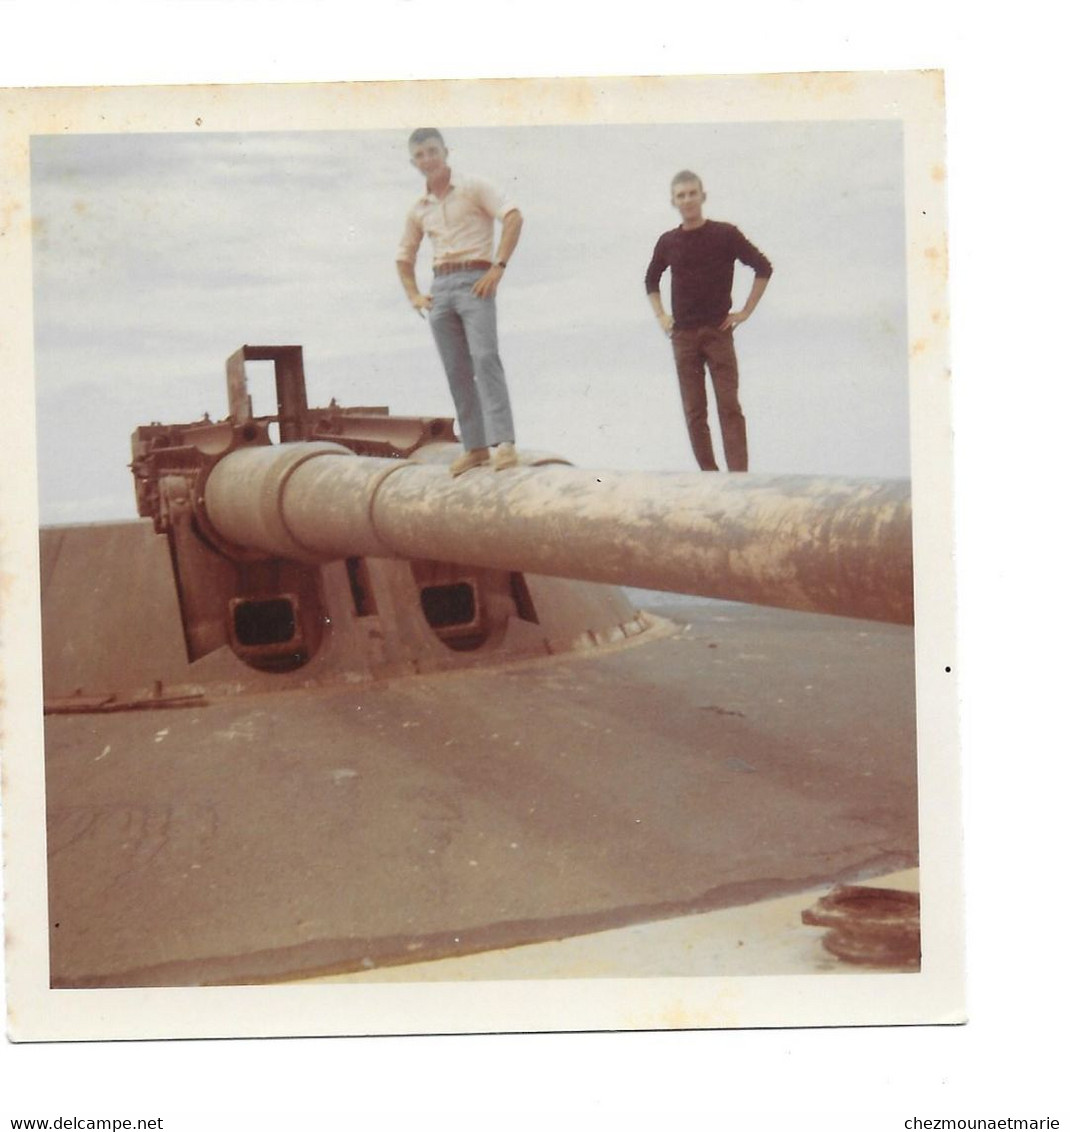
[232,597,297,646]
[420,582,476,629]
[346,557,378,617]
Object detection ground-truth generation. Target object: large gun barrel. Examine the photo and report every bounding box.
[128,344,913,682]
[203,440,914,626]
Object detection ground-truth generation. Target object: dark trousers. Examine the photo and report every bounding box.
[671,324,748,472]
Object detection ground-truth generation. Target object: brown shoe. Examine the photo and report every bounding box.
[449,447,490,477]
[492,442,518,471]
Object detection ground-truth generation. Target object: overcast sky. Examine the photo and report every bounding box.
[31,120,908,524]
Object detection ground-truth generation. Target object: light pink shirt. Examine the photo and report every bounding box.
[396,172,519,268]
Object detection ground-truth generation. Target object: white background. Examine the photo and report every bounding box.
[2,2,1067,1128]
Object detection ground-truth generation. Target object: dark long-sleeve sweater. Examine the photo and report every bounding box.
[644,220,773,329]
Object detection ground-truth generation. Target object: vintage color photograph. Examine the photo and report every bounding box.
[4,72,956,1039]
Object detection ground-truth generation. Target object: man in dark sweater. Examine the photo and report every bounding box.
[645,170,773,471]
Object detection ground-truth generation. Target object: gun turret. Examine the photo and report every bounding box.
[127,345,912,685]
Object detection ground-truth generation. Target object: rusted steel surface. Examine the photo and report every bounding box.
[226,344,309,441]
[45,692,206,715]
[39,519,650,703]
[203,443,914,625]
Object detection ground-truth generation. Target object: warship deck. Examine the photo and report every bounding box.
[44,592,918,988]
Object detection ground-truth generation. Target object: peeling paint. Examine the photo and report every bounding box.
[206,448,913,625]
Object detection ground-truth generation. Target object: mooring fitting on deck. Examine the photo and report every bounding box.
[201,441,914,625]
[801,885,922,968]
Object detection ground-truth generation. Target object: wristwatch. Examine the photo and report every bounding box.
[495,261,508,269]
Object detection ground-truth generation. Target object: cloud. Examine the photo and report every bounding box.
[31,120,912,521]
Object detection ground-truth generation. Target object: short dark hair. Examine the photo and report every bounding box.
[671,169,704,192]
[409,128,445,148]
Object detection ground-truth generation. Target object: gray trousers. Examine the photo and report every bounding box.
[428,269,516,451]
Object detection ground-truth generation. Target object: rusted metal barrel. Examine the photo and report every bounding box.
[203,442,914,624]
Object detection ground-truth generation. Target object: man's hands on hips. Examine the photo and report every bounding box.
[410,292,433,318]
[404,264,506,316]
[471,263,506,299]
[719,310,753,331]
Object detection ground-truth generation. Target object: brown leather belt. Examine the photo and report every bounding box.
[433,260,493,277]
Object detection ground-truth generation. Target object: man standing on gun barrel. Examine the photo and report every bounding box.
[396,128,523,477]
[645,170,773,472]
